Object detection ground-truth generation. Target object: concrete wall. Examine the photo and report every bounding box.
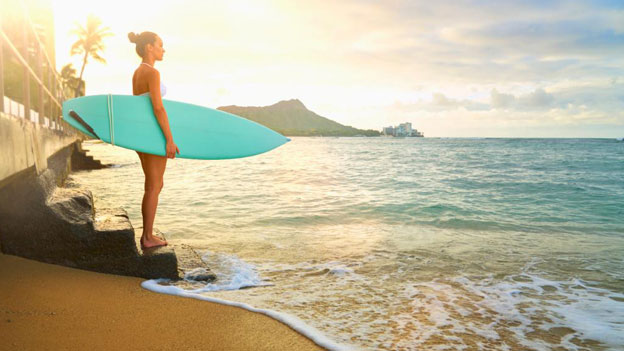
[0,111,180,279]
[0,111,82,187]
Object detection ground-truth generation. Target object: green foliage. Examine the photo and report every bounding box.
[60,64,84,98]
[218,99,381,137]
[69,14,112,96]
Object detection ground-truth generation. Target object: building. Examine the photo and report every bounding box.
[399,122,412,135]
[382,122,423,137]
[382,126,394,136]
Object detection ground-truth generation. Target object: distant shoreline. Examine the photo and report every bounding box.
[277,136,621,139]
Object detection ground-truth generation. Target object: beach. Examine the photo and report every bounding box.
[0,253,322,351]
[65,137,624,350]
[1,137,623,350]
[1,1,622,349]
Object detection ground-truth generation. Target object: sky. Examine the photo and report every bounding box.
[51,0,624,137]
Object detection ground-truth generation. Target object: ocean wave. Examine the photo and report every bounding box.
[141,278,351,351]
[399,272,624,350]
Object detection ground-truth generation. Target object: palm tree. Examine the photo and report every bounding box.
[69,14,113,96]
[60,63,83,98]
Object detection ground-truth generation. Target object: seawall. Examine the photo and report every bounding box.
[0,110,80,187]
[0,111,192,280]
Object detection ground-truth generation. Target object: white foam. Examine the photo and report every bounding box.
[141,279,353,351]
[401,273,624,351]
[142,251,355,350]
[180,250,269,292]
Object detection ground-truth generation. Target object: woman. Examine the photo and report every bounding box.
[128,31,180,249]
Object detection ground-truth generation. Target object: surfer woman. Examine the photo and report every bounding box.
[128,31,179,249]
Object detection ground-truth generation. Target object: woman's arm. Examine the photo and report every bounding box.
[147,70,180,158]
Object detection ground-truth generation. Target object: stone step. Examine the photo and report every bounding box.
[86,208,177,280]
[93,207,139,258]
[135,227,217,283]
[174,243,217,282]
[133,227,178,280]
[17,180,211,282]
[71,147,108,171]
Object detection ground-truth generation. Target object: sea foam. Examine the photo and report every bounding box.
[142,250,355,350]
[400,273,624,351]
[141,279,353,351]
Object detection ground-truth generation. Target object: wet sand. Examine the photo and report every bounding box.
[0,253,323,351]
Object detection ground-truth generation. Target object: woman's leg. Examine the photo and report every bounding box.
[136,151,168,248]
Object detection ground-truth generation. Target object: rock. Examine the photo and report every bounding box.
[184,267,217,282]
[135,228,178,280]
[172,242,217,282]
[62,176,81,189]
[93,208,138,258]
[76,215,178,280]
[47,187,95,240]
[0,141,179,280]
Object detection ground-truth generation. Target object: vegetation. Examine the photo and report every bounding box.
[218,99,380,137]
[60,64,84,98]
[69,14,112,96]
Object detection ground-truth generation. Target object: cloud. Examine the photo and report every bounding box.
[489,84,624,115]
[491,89,515,108]
[489,88,559,111]
[53,0,624,136]
[430,93,490,111]
[388,82,623,121]
[517,88,555,110]
[418,88,559,112]
[342,1,624,85]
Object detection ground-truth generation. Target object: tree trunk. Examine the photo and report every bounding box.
[76,52,88,97]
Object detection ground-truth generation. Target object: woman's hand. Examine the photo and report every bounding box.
[166,139,180,159]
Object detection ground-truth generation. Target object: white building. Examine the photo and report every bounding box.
[382,122,423,137]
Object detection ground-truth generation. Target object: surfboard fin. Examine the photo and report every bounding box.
[69,110,100,139]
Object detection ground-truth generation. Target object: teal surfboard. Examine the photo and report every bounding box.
[61,95,290,160]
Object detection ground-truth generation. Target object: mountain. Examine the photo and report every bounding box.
[217,99,380,136]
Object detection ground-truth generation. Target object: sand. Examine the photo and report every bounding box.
[0,253,324,351]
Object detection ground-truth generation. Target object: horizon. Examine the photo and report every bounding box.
[52,0,624,138]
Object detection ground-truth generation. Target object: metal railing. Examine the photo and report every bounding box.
[0,0,70,132]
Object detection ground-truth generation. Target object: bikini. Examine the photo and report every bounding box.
[138,62,167,97]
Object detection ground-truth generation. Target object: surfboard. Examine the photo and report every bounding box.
[61,95,290,160]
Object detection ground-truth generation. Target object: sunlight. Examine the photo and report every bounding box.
[45,0,624,137]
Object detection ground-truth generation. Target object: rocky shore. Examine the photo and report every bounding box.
[0,142,215,281]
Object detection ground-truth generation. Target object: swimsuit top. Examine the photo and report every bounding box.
[138,62,167,97]
[139,81,166,97]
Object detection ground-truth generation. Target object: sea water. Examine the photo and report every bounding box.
[71,137,624,351]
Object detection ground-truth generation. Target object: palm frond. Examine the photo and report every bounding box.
[60,63,77,79]
[70,40,85,55]
[90,51,106,64]
[69,14,114,96]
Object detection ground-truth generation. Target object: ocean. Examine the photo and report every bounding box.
[71,137,624,351]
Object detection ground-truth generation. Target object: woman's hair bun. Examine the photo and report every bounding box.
[128,31,159,58]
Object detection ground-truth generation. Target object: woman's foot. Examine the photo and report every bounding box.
[140,235,168,249]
